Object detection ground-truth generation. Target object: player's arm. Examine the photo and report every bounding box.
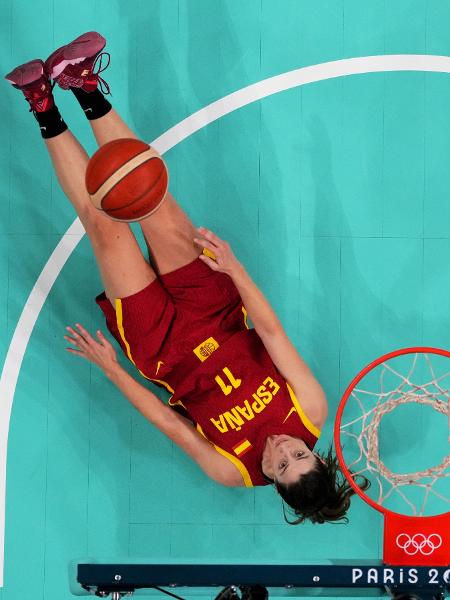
[255,327,328,428]
[195,228,327,426]
[108,367,245,486]
[228,272,328,425]
[64,324,244,487]
[194,227,282,336]
[228,267,327,424]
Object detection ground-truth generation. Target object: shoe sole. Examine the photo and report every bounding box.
[46,31,106,79]
[5,59,44,87]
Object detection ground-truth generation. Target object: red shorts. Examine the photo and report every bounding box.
[95,257,247,394]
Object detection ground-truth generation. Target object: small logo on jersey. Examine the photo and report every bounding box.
[233,439,252,457]
[282,407,297,424]
[81,69,90,77]
[193,337,219,362]
[155,360,165,376]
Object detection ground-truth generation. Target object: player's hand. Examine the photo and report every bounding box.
[64,323,119,376]
[194,227,242,277]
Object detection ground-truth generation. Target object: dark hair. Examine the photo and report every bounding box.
[274,445,370,525]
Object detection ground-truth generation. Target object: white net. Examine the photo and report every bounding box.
[339,350,450,516]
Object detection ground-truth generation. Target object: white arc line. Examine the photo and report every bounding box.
[1,54,450,588]
[151,54,450,153]
[0,220,85,587]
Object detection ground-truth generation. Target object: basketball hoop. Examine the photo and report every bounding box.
[334,347,450,566]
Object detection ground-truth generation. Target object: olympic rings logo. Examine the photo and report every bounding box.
[396,533,443,556]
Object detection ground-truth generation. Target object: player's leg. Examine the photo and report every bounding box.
[89,110,202,276]
[43,29,202,276]
[4,58,156,302]
[45,129,156,300]
[88,108,202,276]
[89,107,138,145]
[139,193,202,276]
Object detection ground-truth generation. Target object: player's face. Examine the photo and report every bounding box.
[261,435,318,485]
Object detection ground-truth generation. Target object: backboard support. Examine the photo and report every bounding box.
[75,563,450,599]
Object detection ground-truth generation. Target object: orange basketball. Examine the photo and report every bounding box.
[85,138,169,222]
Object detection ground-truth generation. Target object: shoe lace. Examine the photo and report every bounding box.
[92,52,112,96]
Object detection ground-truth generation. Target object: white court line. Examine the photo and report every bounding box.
[1,54,450,587]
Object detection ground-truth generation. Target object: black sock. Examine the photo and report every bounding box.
[33,105,68,139]
[70,87,112,120]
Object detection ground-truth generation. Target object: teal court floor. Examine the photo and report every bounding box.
[0,1,449,598]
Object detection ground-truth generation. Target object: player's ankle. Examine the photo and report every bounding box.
[70,87,112,121]
[33,104,68,139]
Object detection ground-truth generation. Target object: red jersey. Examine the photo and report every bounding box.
[169,328,321,486]
[96,257,320,486]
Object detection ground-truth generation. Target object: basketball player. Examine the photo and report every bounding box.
[5,32,367,524]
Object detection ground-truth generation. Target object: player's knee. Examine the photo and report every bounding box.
[83,208,124,246]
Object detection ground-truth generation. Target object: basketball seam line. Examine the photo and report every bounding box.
[89,147,163,209]
[104,165,166,212]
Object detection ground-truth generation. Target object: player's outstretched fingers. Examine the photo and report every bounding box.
[64,327,89,358]
[64,334,79,347]
[66,326,88,350]
[197,226,221,246]
[64,325,119,372]
[75,323,97,345]
[95,330,117,357]
[64,345,87,358]
[96,330,109,346]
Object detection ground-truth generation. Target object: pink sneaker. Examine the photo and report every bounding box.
[45,31,111,94]
[4,59,55,112]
